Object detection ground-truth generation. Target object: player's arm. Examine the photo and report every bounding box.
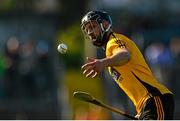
[102,47,131,67]
[81,48,131,78]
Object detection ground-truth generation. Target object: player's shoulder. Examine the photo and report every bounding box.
[108,32,130,45]
[112,32,131,41]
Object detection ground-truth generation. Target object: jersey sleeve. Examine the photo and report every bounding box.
[106,38,127,57]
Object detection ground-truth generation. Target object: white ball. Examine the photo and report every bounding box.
[57,43,68,54]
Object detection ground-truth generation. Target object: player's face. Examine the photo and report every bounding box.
[82,20,101,43]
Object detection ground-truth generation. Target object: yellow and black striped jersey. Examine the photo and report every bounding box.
[106,32,173,113]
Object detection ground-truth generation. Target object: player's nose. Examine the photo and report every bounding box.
[87,30,93,35]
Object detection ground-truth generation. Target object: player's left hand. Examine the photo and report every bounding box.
[81,57,105,78]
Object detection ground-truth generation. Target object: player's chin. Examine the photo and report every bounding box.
[92,41,103,47]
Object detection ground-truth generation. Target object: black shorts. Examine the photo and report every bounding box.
[139,93,174,120]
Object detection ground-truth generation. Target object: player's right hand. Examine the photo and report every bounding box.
[81,57,105,78]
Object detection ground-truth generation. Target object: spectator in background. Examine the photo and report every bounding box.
[144,42,174,88]
[144,42,164,65]
[170,37,180,63]
[4,37,21,98]
[169,37,180,100]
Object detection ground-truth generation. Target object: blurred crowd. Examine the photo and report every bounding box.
[144,37,180,90]
[0,37,51,99]
[0,35,65,119]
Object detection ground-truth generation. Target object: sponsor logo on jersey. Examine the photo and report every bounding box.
[110,67,123,82]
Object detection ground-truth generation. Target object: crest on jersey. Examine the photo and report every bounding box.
[115,39,126,48]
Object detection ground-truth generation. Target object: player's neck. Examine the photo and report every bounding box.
[102,30,113,49]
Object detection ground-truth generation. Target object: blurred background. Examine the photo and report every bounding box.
[0,0,179,119]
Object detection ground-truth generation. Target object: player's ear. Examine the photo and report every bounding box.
[102,20,109,29]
